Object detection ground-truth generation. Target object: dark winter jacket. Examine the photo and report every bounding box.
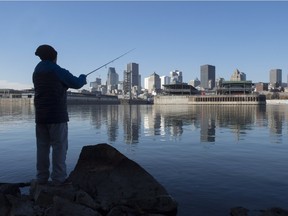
[33,60,86,124]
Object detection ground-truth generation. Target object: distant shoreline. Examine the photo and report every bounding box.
[266,99,288,104]
[0,97,151,105]
[1,97,288,105]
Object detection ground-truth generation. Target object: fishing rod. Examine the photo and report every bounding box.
[86,48,135,76]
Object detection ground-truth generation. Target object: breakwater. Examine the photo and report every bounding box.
[67,94,119,105]
[4,95,288,106]
[154,94,266,105]
[0,97,151,105]
[266,99,288,104]
[0,98,33,105]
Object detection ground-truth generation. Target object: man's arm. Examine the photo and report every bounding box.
[55,65,87,89]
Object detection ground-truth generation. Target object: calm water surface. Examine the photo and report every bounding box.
[1,102,288,216]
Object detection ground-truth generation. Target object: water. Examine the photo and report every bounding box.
[1,102,288,215]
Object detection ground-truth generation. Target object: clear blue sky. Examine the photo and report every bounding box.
[1,1,288,90]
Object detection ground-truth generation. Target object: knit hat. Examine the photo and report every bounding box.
[35,44,57,61]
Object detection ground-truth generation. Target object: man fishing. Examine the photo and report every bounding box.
[33,44,87,186]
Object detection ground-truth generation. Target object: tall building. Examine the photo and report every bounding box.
[90,77,102,92]
[123,70,131,94]
[90,77,101,88]
[127,63,139,87]
[160,75,171,89]
[200,64,216,90]
[269,69,282,86]
[107,67,119,93]
[138,74,141,90]
[230,69,246,81]
[170,70,183,84]
[189,78,201,87]
[144,72,161,94]
[117,81,124,92]
[124,63,140,94]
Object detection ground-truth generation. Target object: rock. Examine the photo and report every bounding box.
[68,143,178,215]
[75,189,102,210]
[30,181,75,207]
[0,183,21,197]
[0,193,11,216]
[106,205,139,216]
[259,208,288,216]
[231,207,249,216]
[5,194,34,216]
[52,196,102,216]
[231,207,288,216]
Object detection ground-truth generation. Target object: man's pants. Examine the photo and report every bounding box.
[36,122,68,183]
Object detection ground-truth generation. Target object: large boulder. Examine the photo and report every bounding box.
[68,143,177,215]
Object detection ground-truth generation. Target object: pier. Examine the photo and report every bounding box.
[154,94,266,105]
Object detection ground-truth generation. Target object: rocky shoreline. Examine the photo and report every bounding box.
[0,144,177,216]
[1,144,287,216]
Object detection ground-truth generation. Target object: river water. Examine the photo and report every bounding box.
[0,103,288,215]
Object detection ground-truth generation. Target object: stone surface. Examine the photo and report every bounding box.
[30,181,75,207]
[231,207,249,216]
[230,207,288,216]
[259,208,288,216]
[52,196,102,216]
[6,194,34,216]
[75,189,101,210]
[0,183,21,197]
[0,193,11,216]
[68,143,178,215]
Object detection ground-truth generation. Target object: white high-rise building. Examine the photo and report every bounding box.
[189,78,201,87]
[170,70,183,84]
[160,75,171,89]
[230,69,246,81]
[107,67,119,92]
[270,69,282,86]
[144,72,161,94]
[90,78,102,92]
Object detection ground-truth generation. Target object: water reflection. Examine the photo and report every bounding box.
[0,102,34,130]
[66,104,285,144]
[2,103,288,144]
[153,105,267,142]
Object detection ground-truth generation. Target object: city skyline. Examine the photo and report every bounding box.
[1,1,288,90]
[1,60,287,91]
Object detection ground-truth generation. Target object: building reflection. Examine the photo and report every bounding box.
[52,104,288,144]
[2,102,288,144]
[153,105,197,137]
[267,105,285,136]
[122,105,141,144]
[145,105,268,143]
[199,106,216,142]
[106,105,119,142]
[143,106,161,136]
[0,102,34,126]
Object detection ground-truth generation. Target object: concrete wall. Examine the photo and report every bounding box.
[0,98,33,105]
[154,95,266,105]
[67,96,120,105]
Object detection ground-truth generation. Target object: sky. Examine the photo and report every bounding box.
[0,1,288,90]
